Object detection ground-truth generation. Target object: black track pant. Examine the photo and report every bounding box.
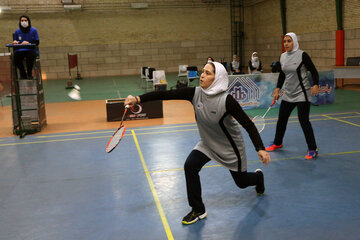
[274,100,317,150]
[14,50,36,79]
[184,150,259,213]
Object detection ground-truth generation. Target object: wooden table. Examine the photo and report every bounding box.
[333,66,360,88]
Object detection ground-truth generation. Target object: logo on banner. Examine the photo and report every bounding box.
[228,77,261,106]
[130,104,143,114]
[319,84,333,94]
[129,104,146,118]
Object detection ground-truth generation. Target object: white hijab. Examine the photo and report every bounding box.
[251,52,259,68]
[202,62,229,96]
[232,54,240,70]
[285,32,299,53]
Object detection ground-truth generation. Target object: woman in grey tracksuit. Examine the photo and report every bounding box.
[125,62,270,225]
[265,32,319,160]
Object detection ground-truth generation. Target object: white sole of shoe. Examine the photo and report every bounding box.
[199,211,207,219]
[182,212,207,225]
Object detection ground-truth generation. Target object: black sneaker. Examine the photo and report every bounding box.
[182,210,207,225]
[255,169,265,195]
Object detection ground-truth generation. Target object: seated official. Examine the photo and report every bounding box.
[13,15,39,79]
[230,54,243,75]
[248,52,262,74]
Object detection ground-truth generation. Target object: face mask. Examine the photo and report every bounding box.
[21,21,29,28]
[253,57,258,61]
[207,60,212,63]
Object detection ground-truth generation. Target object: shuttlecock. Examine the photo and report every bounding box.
[68,84,81,100]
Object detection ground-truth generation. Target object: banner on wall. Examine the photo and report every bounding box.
[228,71,334,110]
[309,70,335,105]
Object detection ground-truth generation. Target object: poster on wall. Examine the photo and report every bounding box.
[228,71,334,110]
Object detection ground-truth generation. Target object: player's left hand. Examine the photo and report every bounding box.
[258,150,270,166]
[311,85,319,95]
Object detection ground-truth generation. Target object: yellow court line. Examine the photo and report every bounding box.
[135,128,198,136]
[134,123,197,131]
[35,124,198,138]
[0,135,110,147]
[2,113,360,146]
[2,114,360,147]
[335,115,360,119]
[147,150,360,173]
[35,130,114,138]
[0,128,199,147]
[131,130,174,240]
[261,111,360,121]
[264,118,329,126]
[263,115,360,125]
[315,111,360,116]
[2,112,360,147]
[24,112,360,139]
[322,114,360,127]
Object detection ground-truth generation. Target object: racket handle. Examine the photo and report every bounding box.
[271,99,276,107]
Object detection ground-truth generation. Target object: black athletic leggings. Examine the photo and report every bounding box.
[274,100,317,150]
[14,50,36,79]
[184,150,259,212]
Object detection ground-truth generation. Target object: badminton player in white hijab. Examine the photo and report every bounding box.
[125,62,270,225]
[265,32,319,160]
[248,52,263,73]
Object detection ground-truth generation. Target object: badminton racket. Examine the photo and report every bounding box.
[106,105,129,153]
[252,100,276,133]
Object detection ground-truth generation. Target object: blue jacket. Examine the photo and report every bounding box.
[13,27,39,53]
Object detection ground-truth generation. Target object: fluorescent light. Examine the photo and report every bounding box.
[61,0,73,3]
[131,3,148,9]
[0,6,12,12]
[64,4,82,10]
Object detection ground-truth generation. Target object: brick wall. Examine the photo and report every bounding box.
[1,0,359,79]
[244,0,360,71]
[0,54,12,96]
[0,4,231,79]
[39,39,231,79]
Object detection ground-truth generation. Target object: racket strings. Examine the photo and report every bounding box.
[251,100,276,133]
[106,126,126,153]
[252,115,265,133]
[106,105,129,153]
